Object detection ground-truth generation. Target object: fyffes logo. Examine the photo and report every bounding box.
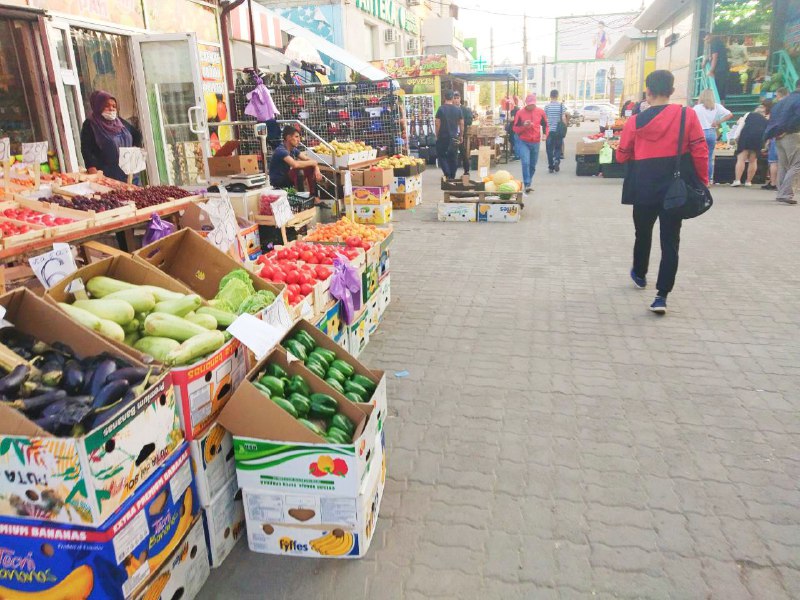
[279,537,309,552]
[309,455,348,478]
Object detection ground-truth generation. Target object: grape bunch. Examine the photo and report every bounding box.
[100,186,191,210]
[47,195,128,213]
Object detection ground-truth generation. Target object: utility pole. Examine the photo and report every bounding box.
[490,27,496,118]
[541,55,546,96]
[522,12,528,94]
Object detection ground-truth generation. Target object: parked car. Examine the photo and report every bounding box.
[580,104,617,122]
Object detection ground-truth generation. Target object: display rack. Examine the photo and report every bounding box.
[406,95,436,162]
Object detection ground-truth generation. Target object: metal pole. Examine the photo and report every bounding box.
[490,28,496,118]
[247,0,257,71]
[541,55,546,95]
[522,13,528,94]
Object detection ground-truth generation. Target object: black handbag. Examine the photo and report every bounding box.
[664,108,713,219]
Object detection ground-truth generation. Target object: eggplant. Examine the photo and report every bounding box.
[62,362,85,395]
[42,395,91,419]
[41,370,63,387]
[0,365,30,396]
[12,389,67,415]
[91,379,129,410]
[81,366,96,395]
[31,341,50,356]
[51,342,75,356]
[19,382,58,399]
[89,359,117,398]
[107,367,148,385]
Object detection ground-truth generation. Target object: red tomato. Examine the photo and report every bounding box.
[285,270,299,284]
[299,283,314,296]
[287,284,301,295]
[259,266,274,279]
[315,266,331,280]
[272,272,286,283]
[299,251,313,263]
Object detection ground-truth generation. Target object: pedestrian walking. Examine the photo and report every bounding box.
[731,101,770,187]
[764,82,800,204]
[692,89,733,184]
[453,91,474,177]
[435,90,464,180]
[544,89,568,173]
[512,94,548,194]
[617,70,709,314]
[763,87,788,190]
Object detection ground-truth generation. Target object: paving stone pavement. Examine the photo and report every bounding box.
[199,126,800,599]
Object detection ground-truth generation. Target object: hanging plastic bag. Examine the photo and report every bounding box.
[142,213,176,247]
[329,256,362,325]
[599,143,613,165]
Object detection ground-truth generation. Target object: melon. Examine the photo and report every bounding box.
[492,170,512,186]
[498,182,518,200]
[484,181,497,193]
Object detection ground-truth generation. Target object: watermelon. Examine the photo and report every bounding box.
[498,182,517,200]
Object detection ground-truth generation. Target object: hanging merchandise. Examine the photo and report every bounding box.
[245,75,280,122]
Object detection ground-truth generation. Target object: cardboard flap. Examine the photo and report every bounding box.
[215,141,240,157]
[0,404,50,437]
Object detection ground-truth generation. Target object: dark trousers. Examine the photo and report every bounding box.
[546,136,561,170]
[460,140,470,174]
[632,204,683,297]
[276,166,318,196]
[436,141,458,179]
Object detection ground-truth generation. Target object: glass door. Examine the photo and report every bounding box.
[47,21,85,171]
[131,33,209,186]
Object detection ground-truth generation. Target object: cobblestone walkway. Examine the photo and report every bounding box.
[200,127,800,599]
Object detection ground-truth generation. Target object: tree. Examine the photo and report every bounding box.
[713,0,772,35]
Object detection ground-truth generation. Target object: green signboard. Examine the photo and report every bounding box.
[355,0,418,34]
[463,37,478,61]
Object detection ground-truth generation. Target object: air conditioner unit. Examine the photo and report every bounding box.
[406,38,418,53]
[384,29,399,43]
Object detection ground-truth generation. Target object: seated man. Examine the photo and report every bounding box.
[268,125,322,195]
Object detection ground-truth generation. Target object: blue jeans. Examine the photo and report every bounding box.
[516,139,540,188]
[703,129,716,182]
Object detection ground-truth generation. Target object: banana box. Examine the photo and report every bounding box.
[390,191,418,210]
[390,175,422,193]
[378,247,390,279]
[218,347,379,498]
[378,275,391,320]
[314,300,342,341]
[477,202,521,223]
[202,474,245,567]
[437,201,476,222]
[189,423,236,506]
[133,517,209,600]
[348,305,370,359]
[0,443,199,600]
[361,260,380,303]
[244,434,385,559]
[349,202,392,225]
[0,288,183,526]
[366,293,381,337]
[351,185,390,206]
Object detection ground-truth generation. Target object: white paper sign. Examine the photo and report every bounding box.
[271,195,293,228]
[119,147,147,175]
[0,138,10,162]
[201,192,238,251]
[343,171,353,197]
[260,291,293,331]
[227,313,285,359]
[28,243,78,289]
[21,142,47,165]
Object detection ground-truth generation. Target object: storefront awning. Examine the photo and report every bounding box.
[231,40,292,70]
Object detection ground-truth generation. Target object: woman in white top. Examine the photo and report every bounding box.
[693,89,734,183]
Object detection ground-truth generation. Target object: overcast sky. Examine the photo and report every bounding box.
[454,0,649,64]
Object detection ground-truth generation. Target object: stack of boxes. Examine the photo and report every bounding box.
[0,289,210,599]
[389,162,425,210]
[218,322,387,559]
[348,167,393,225]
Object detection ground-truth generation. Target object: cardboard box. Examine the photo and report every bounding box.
[362,260,379,304]
[314,300,342,341]
[438,201,476,222]
[366,292,381,336]
[393,162,425,177]
[477,202,521,223]
[313,275,334,312]
[208,156,260,176]
[348,306,370,359]
[190,423,236,507]
[377,274,391,320]
[202,474,245,567]
[218,347,379,497]
[0,289,183,526]
[350,202,392,225]
[352,186,390,206]
[133,517,210,600]
[237,221,261,264]
[391,175,422,193]
[244,437,385,559]
[576,141,604,155]
[378,247,390,280]
[390,191,418,210]
[360,168,393,188]
[0,444,199,600]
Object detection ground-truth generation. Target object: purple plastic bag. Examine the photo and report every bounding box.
[142,213,176,247]
[329,256,362,324]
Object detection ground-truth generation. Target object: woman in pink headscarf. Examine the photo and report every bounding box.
[80,91,142,181]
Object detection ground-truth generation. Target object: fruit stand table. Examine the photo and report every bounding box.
[254,207,317,245]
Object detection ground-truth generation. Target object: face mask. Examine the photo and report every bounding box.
[102,110,117,121]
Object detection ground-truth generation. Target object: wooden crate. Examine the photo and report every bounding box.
[0,218,48,249]
[442,191,524,204]
[134,194,202,218]
[53,181,113,197]
[10,196,94,235]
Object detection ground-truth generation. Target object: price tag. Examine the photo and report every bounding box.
[201,193,238,252]
[227,313,285,359]
[343,171,353,198]
[271,195,293,229]
[0,138,10,162]
[28,243,78,289]
[261,291,293,331]
[21,142,47,165]
[119,147,147,175]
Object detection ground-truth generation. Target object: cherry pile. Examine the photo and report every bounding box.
[48,195,128,213]
[101,186,191,210]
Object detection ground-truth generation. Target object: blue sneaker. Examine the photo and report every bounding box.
[649,296,667,314]
[630,269,646,289]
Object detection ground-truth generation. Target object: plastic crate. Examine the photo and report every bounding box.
[601,163,626,178]
[288,194,315,213]
[576,162,601,176]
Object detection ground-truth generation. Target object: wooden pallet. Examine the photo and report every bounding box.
[442,191,524,204]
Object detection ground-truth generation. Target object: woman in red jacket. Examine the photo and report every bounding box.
[617,70,709,315]
[512,94,549,193]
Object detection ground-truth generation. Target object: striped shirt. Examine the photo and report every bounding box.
[544,102,566,129]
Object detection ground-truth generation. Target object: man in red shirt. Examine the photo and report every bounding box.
[617,70,708,315]
[512,94,548,193]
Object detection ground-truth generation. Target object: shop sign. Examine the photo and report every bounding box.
[397,76,436,95]
[373,55,448,78]
[355,0,417,34]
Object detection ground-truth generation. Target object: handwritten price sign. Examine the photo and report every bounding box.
[21,142,47,165]
[0,138,10,162]
[272,196,293,229]
[119,147,147,175]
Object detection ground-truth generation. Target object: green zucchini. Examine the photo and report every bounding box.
[164,330,226,366]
